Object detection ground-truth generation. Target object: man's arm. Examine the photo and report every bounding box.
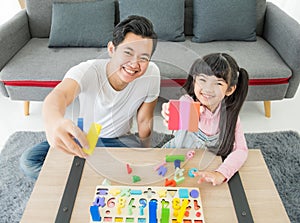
[136,98,158,147]
[42,78,88,157]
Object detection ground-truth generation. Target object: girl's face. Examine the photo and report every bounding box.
[194,73,236,112]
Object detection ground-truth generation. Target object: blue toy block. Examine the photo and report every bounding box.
[90,205,101,221]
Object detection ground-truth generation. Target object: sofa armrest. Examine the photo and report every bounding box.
[0,9,30,71]
[263,2,300,98]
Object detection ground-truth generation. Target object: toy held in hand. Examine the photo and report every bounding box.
[168,100,200,132]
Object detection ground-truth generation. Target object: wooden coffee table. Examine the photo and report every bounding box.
[20,148,290,223]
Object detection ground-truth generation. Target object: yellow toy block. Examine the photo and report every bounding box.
[83,123,102,155]
[177,199,189,222]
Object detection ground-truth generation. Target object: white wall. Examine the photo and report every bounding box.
[271,0,300,22]
[0,0,20,25]
[0,0,299,25]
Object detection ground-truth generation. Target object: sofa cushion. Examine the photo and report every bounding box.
[26,0,53,38]
[256,0,267,36]
[192,0,257,42]
[48,0,114,47]
[119,0,185,42]
[26,0,104,38]
[151,37,291,81]
[0,38,108,100]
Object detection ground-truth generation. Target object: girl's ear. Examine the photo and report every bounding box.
[107,41,115,57]
[225,85,236,96]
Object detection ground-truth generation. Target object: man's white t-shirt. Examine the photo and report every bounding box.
[64,59,160,137]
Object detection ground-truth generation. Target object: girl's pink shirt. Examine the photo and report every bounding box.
[182,95,248,181]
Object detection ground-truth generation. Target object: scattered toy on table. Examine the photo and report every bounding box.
[165,178,177,187]
[174,159,181,169]
[126,163,133,174]
[157,165,167,177]
[154,161,166,171]
[132,175,141,183]
[174,167,185,185]
[186,150,195,159]
[101,178,111,186]
[166,154,185,162]
[188,168,198,178]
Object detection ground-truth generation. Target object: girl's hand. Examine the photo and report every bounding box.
[161,102,170,127]
[194,171,226,186]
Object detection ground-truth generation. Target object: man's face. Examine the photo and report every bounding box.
[108,32,153,86]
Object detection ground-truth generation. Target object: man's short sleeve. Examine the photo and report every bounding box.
[144,62,160,103]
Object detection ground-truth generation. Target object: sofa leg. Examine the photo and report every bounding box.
[24,101,30,116]
[264,101,271,118]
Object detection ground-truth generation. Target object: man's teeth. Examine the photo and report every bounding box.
[124,68,135,74]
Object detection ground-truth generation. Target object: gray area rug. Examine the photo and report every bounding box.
[0,131,299,223]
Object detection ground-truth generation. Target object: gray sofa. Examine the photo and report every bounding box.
[0,0,299,117]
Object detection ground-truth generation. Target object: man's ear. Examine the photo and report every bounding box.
[225,85,236,96]
[107,41,115,57]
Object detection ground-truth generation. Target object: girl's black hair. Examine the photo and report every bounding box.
[183,53,249,156]
[112,15,158,55]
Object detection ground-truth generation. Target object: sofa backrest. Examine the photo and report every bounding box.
[184,0,266,36]
[25,0,266,38]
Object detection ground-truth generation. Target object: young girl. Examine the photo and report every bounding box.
[161,53,249,185]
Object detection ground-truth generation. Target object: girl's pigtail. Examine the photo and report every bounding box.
[217,67,249,157]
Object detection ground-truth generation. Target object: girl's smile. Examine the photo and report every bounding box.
[194,73,234,112]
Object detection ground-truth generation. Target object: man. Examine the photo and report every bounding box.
[20,15,160,179]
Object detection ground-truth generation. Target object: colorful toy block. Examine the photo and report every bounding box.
[168,100,200,132]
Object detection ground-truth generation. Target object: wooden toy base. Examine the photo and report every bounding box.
[90,186,205,223]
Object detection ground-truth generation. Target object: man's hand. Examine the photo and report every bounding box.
[45,118,89,158]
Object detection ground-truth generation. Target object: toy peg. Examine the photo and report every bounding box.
[83,122,102,155]
[160,206,170,223]
[177,199,189,223]
[117,197,126,215]
[128,198,135,215]
[139,198,147,216]
[149,199,158,223]
[77,117,84,130]
[90,205,101,221]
